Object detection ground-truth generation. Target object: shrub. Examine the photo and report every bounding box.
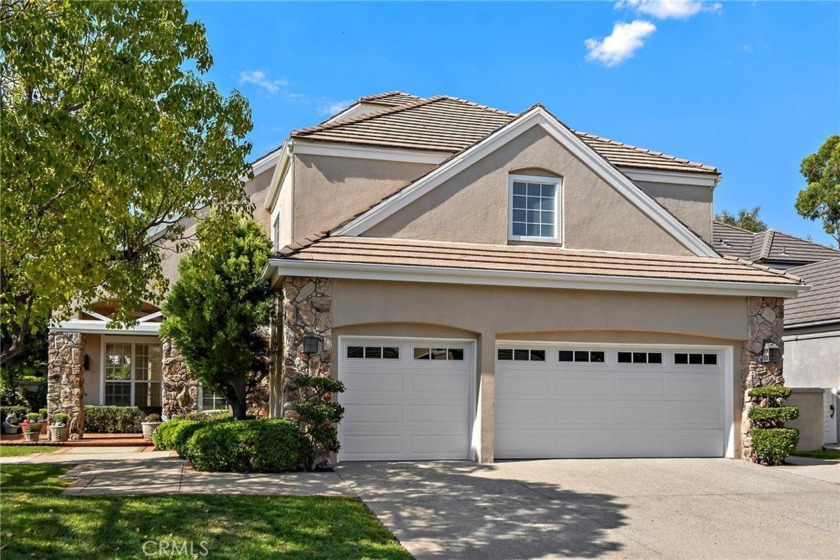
[144,413,161,423]
[291,375,345,470]
[1,405,28,423]
[152,415,233,454]
[751,428,800,465]
[52,412,70,425]
[184,419,300,473]
[748,406,800,427]
[83,406,144,433]
[25,413,40,421]
[748,386,792,401]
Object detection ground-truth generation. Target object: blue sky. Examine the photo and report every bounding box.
[188,1,839,245]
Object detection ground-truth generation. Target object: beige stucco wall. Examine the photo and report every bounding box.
[271,161,295,248]
[783,330,840,388]
[363,126,693,256]
[292,153,436,243]
[634,180,713,243]
[786,389,825,451]
[328,278,748,461]
[82,333,101,406]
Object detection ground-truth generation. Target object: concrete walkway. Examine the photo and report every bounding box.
[337,459,840,560]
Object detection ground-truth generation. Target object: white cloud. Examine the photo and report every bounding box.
[238,70,288,95]
[317,99,354,116]
[585,20,657,67]
[616,0,720,20]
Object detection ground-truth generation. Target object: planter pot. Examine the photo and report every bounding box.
[23,430,41,443]
[40,422,48,434]
[142,421,163,441]
[49,424,70,442]
[3,425,20,434]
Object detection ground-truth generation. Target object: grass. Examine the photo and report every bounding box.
[791,449,840,461]
[0,465,411,559]
[0,445,61,457]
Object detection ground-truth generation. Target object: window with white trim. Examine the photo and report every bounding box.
[497,348,546,362]
[199,384,228,413]
[104,342,162,406]
[509,174,561,242]
[272,213,281,250]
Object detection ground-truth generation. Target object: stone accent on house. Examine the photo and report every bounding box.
[47,332,85,439]
[280,276,333,417]
[161,338,198,417]
[246,374,270,418]
[740,296,785,460]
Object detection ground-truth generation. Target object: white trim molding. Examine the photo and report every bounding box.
[620,168,720,189]
[263,142,293,212]
[51,320,161,335]
[251,148,282,179]
[266,258,809,299]
[294,140,449,165]
[333,106,720,257]
[507,173,563,243]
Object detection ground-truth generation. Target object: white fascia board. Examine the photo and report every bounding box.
[266,258,808,298]
[620,168,719,188]
[784,319,840,331]
[294,140,449,165]
[333,107,719,257]
[50,320,161,335]
[263,142,292,211]
[252,149,282,178]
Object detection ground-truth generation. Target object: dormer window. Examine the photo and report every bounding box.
[508,174,562,243]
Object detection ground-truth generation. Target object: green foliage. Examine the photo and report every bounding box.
[52,413,70,426]
[1,405,28,423]
[748,406,800,427]
[751,428,800,465]
[748,386,793,400]
[796,135,840,247]
[25,413,40,421]
[83,406,145,433]
[715,207,768,232]
[184,419,301,473]
[1,319,48,405]
[0,1,253,365]
[292,375,346,470]
[161,213,274,419]
[152,416,233,455]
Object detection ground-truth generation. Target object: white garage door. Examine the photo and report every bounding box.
[338,338,473,461]
[496,345,727,459]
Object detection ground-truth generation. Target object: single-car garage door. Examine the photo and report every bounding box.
[496,345,727,459]
[338,338,473,461]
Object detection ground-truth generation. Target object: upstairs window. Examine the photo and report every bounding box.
[272,213,281,250]
[509,174,562,243]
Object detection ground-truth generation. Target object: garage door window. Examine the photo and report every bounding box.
[675,352,718,365]
[346,346,400,359]
[497,348,546,362]
[413,347,464,361]
[558,350,605,363]
[617,351,662,364]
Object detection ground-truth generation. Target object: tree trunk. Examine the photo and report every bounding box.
[230,399,248,420]
[228,378,249,420]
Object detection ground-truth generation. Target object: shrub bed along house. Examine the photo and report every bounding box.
[747,385,800,465]
[83,406,145,433]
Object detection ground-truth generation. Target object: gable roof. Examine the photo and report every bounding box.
[293,93,719,176]
[713,221,840,266]
[330,105,719,257]
[785,257,840,327]
[269,236,804,297]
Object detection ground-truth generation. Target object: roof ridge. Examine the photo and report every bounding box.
[574,130,718,173]
[434,95,518,117]
[720,254,803,282]
[713,220,759,236]
[292,96,441,137]
[359,91,420,102]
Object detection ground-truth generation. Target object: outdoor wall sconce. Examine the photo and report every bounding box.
[302,333,324,354]
[759,340,780,364]
[83,354,90,371]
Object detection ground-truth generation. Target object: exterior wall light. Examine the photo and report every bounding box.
[302,333,323,354]
[759,340,780,364]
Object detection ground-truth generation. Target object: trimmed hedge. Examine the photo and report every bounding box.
[748,406,800,426]
[748,386,792,400]
[184,419,301,473]
[1,405,29,423]
[83,406,145,433]
[151,415,233,455]
[751,428,800,465]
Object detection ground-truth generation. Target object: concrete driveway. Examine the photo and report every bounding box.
[337,459,839,559]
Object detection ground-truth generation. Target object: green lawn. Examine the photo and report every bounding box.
[0,445,61,457]
[791,449,840,461]
[0,465,411,559]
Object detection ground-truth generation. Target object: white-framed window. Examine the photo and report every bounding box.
[103,340,162,406]
[508,174,562,243]
[199,384,228,413]
[272,213,281,250]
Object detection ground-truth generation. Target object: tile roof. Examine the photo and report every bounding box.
[713,221,840,266]
[276,236,801,286]
[293,93,719,175]
[785,258,840,327]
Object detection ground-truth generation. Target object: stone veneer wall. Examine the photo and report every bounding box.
[740,296,785,460]
[47,332,85,439]
[161,338,198,417]
[280,277,333,418]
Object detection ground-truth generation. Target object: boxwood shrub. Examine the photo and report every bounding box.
[184,419,302,473]
[151,415,234,455]
[748,386,792,401]
[83,406,144,433]
[748,405,800,426]
[751,428,800,465]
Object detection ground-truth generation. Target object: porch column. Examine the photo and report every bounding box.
[161,338,198,417]
[740,297,785,460]
[476,331,497,464]
[47,332,85,439]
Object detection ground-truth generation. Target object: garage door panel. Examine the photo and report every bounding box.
[410,434,468,456]
[613,431,667,457]
[343,403,403,424]
[556,376,610,396]
[555,431,611,457]
[410,373,467,394]
[555,403,611,424]
[409,403,466,425]
[614,402,668,425]
[614,376,667,397]
[670,376,721,398]
[497,373,555,395]
[671,402,722,427]
[667,430,724,457]
[343,434,403,457]
[343,373,404,393]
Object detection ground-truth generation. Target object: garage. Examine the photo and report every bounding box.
[496,344,730,459]
[338,337,474,461]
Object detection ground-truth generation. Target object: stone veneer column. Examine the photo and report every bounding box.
[47,332,85,439]
[280,276,333,417]
[740,297,785,460]
[161,338,198,417]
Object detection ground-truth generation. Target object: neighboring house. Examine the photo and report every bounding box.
[713,221,840,446]
[49,92,808,465]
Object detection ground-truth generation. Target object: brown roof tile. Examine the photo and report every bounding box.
[276,236,801,286]
[785,257,840,326]
[358,91,425,107]
[713,222,840,266]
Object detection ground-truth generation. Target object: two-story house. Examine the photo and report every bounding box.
[48,92,807,463]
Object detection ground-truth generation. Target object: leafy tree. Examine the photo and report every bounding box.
[715,207,768,232]
[160,214,274,420]
[0,1,253,365]
[796,135,840,247]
